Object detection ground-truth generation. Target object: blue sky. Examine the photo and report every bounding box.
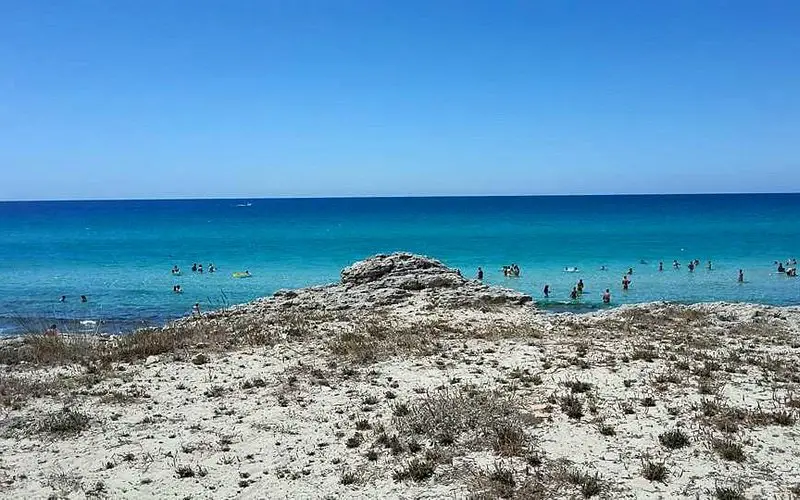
[1,1,799,200]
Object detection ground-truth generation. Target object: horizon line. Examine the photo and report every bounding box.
[1,190,799,203]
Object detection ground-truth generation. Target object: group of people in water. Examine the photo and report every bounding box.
[776,259,798,277]
[475,256,797,304]
[58,295,88,303]
[172,263,218,275]
[502,264,520,277]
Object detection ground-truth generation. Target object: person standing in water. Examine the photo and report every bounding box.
[570,287,578,300]
[80,295,88,303]
[192,302,201,315]
[738,269,744,282]
[577,279,584,294]
[192,263,197,272]
[477,267,483,280]
[543,284,550,298]
[198,263,204,273]
[659,262,663,272]
[59,295,66,302]
[688,261,695,272]
[622,275,631,291]
[707,260,712,270]
[602,289,611,304]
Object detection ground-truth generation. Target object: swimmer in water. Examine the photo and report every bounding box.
[198,264,204,273]
[673,260,680,269]
[777,262,786,273]
[738,269,744,282]
[192,263,197,272]
[80,295,87,303]
[658,261,663,272]
[688,261,695,272]
[577,279,584,294]
[570,287,578,300]
[172,265,180,275]
[627,267,633,275]
[707,260,712,271]
[209,263,216,273]
[602,289,611,304]
[622,275,631,291]
[600,265,607,271]
[59,295,66,302]
[192,302,201,315]
[476,267,483,280]
[543,284,550,298]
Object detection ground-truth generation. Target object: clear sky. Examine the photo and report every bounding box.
[1,1,799,200]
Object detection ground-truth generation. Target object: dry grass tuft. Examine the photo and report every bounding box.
[397,386,531,455]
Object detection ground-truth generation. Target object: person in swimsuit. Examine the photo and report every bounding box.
[577,279,584,294]
[622,275,631,291]
[570,287,578,300]
[688,262,695,272]
[602,289,611,304]
[59,295,66,302]
[658,262,663,272]
[80,295,87,303]
[738,269,744,282]
[192,263,197,272]
[476,267,483,280]
[543,284,550,298]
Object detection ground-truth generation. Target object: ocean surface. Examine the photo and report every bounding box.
[0,194,798,335]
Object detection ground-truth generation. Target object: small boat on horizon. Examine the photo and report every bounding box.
[236,202,253,207]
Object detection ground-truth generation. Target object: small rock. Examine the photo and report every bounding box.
[145,355,160,366]
[191,353,209,365]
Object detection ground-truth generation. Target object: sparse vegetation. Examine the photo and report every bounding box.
[714,484,746,500]
[560,393,584,419]
[562,468,603,498]
[641,458,668,482]
[397,387,531,454]
[392,458,435,482]
[659,429,690,449]
[712,438,745,462]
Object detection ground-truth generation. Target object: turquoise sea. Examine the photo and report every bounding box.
[0,194,798,335]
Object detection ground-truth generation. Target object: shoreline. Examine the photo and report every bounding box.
[3,292,799,338]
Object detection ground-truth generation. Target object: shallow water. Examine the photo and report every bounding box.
[1,194,798,335]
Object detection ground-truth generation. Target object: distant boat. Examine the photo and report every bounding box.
[236,202,252,207]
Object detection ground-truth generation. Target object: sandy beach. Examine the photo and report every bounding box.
[1,253,799,499]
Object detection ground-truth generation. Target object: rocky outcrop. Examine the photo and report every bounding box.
[208,253,532,321]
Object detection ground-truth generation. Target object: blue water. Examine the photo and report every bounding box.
[0,195,798,335]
